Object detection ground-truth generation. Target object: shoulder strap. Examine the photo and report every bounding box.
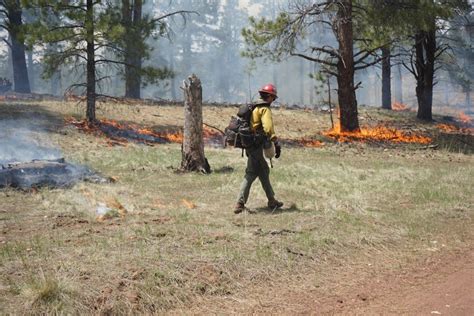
[255,104,270,110]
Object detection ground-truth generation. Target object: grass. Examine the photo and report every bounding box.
[0,100,473,314]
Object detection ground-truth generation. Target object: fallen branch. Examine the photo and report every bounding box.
[286,247,315,260]
[419,144,439,150]
[203,122,225,136]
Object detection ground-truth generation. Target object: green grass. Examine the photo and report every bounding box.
[0,101,473,314]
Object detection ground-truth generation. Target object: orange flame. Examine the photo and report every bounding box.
[298,139,325,147]
[458,112,472,124]
[66,118,226,145]
[392,102,409,111]
[436,123,458,133]
[437,123,474,135]
[322,124,432,144]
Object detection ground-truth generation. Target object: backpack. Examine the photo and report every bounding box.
[225,103,259,149]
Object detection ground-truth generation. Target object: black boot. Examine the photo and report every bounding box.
[234,202,246,214]
[268,199,283,210]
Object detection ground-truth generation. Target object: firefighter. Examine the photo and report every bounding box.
[234,83,283,214]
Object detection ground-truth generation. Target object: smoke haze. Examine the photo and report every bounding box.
[0,119,61,166]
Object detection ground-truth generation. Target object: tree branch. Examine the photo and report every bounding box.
[290,52,338,67]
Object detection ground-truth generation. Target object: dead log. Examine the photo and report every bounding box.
[180,74,211,173]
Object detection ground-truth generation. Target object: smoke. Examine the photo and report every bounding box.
[0,119,62,166]
[0,116,108,189]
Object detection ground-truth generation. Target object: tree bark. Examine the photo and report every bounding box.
[86,0,96,123]
[123,0,142,99]
[381,46,392,109]
[48,43,61,95]
[299,58,304,105]
[414,28,436,121]
[169,47,177,100]
[335,0,359,132]
[466,89,472,109]
[394,62,403,104]
[27,49,34,91]
[8,2,30,93]
[181,74,211,173]
[50,70,61,96]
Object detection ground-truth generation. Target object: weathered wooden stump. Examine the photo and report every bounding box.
[181,74,211,173]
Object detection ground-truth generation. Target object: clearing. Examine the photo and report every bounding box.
[0,100,473,314]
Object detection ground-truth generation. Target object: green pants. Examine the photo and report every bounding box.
[237,144,275,205]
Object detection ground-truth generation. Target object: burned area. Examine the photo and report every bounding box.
[0,104,107,189]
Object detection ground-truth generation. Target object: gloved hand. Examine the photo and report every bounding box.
[274,141,281,159]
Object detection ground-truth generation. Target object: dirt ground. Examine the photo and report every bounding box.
[324,247,474,315]
[182,245,474,315]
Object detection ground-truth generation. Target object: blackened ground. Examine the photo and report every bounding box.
[0,159,108,189]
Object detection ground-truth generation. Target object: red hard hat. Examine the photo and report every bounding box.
[259,83,278,98]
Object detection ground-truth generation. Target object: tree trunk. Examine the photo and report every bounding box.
[48,44,61,95]
[181,74,211,173]
[169,47,177,100]
[381,46,392,109]
[50,70,61,96]
[335,0,359,132]
[444,80,450,106]
[466,89,472,109]
[27,49,34,92]
[8,3,30,93]
[414,29,435,121]
[86,0,96,123]
[299,58,304,105]
[123,0,142,99]
[394,62,403,104]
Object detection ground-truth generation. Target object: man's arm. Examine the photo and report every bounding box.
[260,108,277,141]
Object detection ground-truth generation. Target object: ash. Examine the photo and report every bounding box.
[0,158,108,189]
[0,116,107,189]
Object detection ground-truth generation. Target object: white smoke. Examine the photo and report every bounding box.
[0,119,62,166]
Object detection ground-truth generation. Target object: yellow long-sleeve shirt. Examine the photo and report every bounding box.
[250,100,277,141]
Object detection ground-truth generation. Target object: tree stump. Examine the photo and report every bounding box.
[181,74,211,173]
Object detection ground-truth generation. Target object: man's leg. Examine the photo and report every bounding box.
[255,147,283,209]
[236,148,259,206]
[237,172,258,205]
[258,162,275,201]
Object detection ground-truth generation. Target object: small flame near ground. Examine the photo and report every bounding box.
[392,102,410,111]
[322,124,432,144]
[436,123,474,135]
[66,118,222,146]
[67,118,438,147]
[458,111,472,124]
[297,139,325,147]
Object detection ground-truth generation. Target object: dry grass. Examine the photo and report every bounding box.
[0,100,473,314]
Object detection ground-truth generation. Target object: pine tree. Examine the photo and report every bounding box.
[243,1,387,132]
[0,0,31,93]
[117,0,191,99]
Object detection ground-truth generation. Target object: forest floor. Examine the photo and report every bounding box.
[0,100,473,315]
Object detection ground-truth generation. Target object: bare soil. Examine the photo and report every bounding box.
[180,246,474,315]
[323,247,474,315]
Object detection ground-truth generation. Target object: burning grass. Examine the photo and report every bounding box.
[66,117,223,147]
[322,124,432,144]
[392,102,411,111]
[437,123,474,135]
[458,111,472,124]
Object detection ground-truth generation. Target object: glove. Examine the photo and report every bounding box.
[274,141,281,159]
